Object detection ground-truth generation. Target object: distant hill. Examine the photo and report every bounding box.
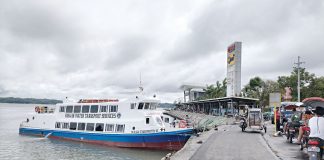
[0,97,63,104]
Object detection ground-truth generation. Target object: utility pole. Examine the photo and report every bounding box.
[294,56,305,102]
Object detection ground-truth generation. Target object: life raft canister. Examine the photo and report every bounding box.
[179,120,187,128]
[35,106,40,113]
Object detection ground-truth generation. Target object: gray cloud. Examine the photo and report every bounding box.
[105,36,154,69]
[0,0,323,102]
[0,85,8,95]
[167,0,323,62]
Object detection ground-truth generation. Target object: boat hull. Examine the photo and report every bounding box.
[19,127,192,150]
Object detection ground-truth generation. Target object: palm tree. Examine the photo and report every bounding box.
[203,79,227,99]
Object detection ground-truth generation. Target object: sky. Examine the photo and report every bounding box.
[0,0,323,102]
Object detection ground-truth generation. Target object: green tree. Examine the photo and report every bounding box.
[277,68,315,101]
[203,78,227,99]
[242,77,280,107]
[242,77,264,99]
[302,76,324,98]
[260,80,280,106]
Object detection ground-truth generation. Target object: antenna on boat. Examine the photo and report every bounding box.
[139,72,144,92]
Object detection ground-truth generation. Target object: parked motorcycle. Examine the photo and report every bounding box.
[307,138,323,160]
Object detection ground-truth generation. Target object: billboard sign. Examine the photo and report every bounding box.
[227,44,236,65]
[269,93,281,108]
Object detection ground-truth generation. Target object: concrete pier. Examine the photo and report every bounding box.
[166,117,235,160]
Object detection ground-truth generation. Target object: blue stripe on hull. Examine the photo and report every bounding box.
[19,128,192,144]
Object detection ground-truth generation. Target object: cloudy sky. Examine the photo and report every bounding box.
[0,0,323,102]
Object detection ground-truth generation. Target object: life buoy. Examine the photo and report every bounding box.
[35,106,40,113]
[179,120,187,128]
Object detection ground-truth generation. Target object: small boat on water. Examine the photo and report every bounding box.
[19,96,192,150]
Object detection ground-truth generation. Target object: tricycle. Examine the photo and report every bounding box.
[240,108,267,133]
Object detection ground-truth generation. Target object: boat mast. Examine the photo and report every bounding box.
[139,72,144,94]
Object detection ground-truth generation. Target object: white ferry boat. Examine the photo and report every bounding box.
[19,97,192,150]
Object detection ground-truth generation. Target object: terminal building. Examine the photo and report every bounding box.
[178,42,258,116]
[180,84,206,103]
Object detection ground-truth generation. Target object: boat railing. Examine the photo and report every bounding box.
[35,106,55,114]
[20,121,30,128]
[78,99,119,103]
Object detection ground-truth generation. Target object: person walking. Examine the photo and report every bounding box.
[275,109,281,132]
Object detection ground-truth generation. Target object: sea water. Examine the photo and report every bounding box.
[0,103,169,160]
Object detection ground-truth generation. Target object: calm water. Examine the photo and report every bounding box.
[0,103,169,160]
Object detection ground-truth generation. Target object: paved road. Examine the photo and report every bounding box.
[264,124,309,160]
[190,125,278,160]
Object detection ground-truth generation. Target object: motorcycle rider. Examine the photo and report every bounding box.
[308,106,324,150]
[283,108,298,134]
[296,109,313,144]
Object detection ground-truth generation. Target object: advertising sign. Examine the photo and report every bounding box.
[227,44,236,65]
[270,92,281,132]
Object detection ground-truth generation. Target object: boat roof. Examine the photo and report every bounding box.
[57,97,160,105]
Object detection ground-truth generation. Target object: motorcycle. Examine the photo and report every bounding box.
[300,125,310,150]
[286,121,300,143]
[240,117,247,132]
[307,137,323,160]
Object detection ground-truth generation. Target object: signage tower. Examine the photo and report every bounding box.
[226,42,242,97]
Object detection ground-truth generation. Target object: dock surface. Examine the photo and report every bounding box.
[190,125,277,160]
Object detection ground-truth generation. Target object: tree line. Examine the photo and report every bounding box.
[202,68,324,107]
[0,97,63,104]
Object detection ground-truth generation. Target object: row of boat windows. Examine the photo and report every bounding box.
[55,122,125,133]
[59,102,158,113]
[130,103,158,110]
[59,105,118,113]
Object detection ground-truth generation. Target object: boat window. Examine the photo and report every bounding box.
[73,106,81,113]
[144,103,150,110]
[62,122,69,129]
[130,103,136,109]
[164,118,170,123]
[95,123,104,132]
[90,105,99,113]
[116,124,125,133]
[155,117,163,126]
[55,122,61,128]
[100,106,108,112]
[77,123,85,130]
[110,105,118,113]
[82,105,90,113]
[59,106,65,112]
[150,103,158,110]
[66,106,73,113]
[69,122,77,130]
[105,124,114,132]
[146,117,150,124]
[138,103,144,109]
[86,123,95,131]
